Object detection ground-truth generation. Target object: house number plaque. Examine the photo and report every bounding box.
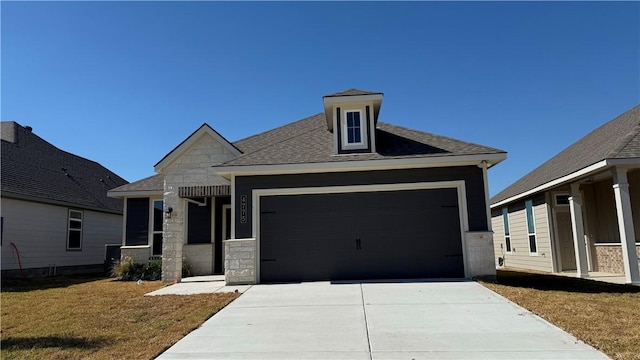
[240,195,247,224]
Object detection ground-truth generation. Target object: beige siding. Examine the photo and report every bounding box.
[493,198,554,273]
[491,209,506,267]
[1,198,122,270]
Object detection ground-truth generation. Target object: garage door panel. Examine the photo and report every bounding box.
[260,188,464,283]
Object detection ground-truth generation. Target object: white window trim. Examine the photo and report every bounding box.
[502,207,512,254]
[67,209,83,251]
[525,199,538,256]
[341,109,367,150]
[151,199,164,256]
[554,193,570,207]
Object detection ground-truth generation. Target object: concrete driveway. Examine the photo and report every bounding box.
[157,280,608,359]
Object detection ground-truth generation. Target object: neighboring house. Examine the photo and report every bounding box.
[1,121,128,277]
[491,105,640,285]
[108,89,506,284]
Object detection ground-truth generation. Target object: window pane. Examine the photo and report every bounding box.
[126,198,150,246]
[70,211,82,220]
[153,233,163,256]
[502,208,509,235]
[505,236,511,252]
[153,200,163,232]
[69,220,82,230]
[525,200,535,234]
[556,195,570,205]
[187,201,212,244]
[529,234,537,253]
[68,230,81,249]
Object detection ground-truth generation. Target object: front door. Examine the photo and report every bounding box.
[556,210,576,270]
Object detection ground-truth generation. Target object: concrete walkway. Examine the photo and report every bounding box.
[145,275,252,296]
[157,280,608,359]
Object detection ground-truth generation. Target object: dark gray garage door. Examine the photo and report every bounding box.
[259,188,464,283]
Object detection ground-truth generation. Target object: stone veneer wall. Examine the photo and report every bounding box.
[161,133,238,283]
[465,232,497,278]
[120,246,151,264]
[224,238,256,285]
[183,244,214,275]
[594,244,640,274]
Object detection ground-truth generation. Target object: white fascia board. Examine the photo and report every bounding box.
[215,153,506,178]
[490,159,612,209]
[107,190,164,198]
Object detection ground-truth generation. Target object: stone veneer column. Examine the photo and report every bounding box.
[162,183,183,283]
[224,238,256,285]
[612,167,640,284]
[465,231,496,279]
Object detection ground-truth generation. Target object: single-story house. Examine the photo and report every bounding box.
[490,105,640,285]
[1,121,128,277]
[108,89,506,284]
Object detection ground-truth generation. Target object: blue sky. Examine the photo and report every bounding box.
[2,1,638,196]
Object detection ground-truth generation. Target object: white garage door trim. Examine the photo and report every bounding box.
[252,180,470,283]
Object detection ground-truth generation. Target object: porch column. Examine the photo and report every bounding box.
[612,167,640,284]
[569,183,589,278]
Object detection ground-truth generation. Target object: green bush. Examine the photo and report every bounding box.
[111,257,162,281]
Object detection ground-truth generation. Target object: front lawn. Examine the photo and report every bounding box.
[1,275,239,359]
[480,270,640,360]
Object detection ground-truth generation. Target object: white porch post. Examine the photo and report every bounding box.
[612,167,640,284]
[569,183,589,278]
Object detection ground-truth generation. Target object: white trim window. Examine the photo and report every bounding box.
[67,210,83,250]
[342,109,366,149]
[502,207,511,253]
[152,200,164,256]
[554,194,570,207]
[525,199,538,255]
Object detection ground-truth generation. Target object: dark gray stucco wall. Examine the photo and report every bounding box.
[234,166,488,238]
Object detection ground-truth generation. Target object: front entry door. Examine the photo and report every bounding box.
[556,210,576,270]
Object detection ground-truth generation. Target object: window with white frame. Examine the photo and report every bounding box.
[343,110,365,147]
[152,200,163,256]
[525,199,537,254]
[67,210,83,250]
[502,207,511,253]
[554,194,570,207]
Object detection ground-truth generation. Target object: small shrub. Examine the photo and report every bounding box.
[144,259,162,280]
[111,257,162,281]
[182,258,193,278]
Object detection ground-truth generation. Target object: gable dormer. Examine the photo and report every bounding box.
[323,88,383,154]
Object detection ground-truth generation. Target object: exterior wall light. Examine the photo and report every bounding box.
[166,207,173,218]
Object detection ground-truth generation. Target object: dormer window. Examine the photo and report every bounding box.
[345,110,364,146]
[323,88,383,154]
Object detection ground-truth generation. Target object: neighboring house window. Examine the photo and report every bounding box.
[187,199,212,244]
[126,198,149,246]
[502,207,511,253]
[152,200,163,256]
[525,199,537,254]
[67,210,83,250]
[555,194,570,207]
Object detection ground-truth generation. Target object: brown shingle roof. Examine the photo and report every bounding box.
[324,88,383,97]
[491,105,640,205]
[108,174,164,195]
[225,113,505,167]
[1,122,128,213]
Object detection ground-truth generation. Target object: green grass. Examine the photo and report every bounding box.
[1,275,239,359]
